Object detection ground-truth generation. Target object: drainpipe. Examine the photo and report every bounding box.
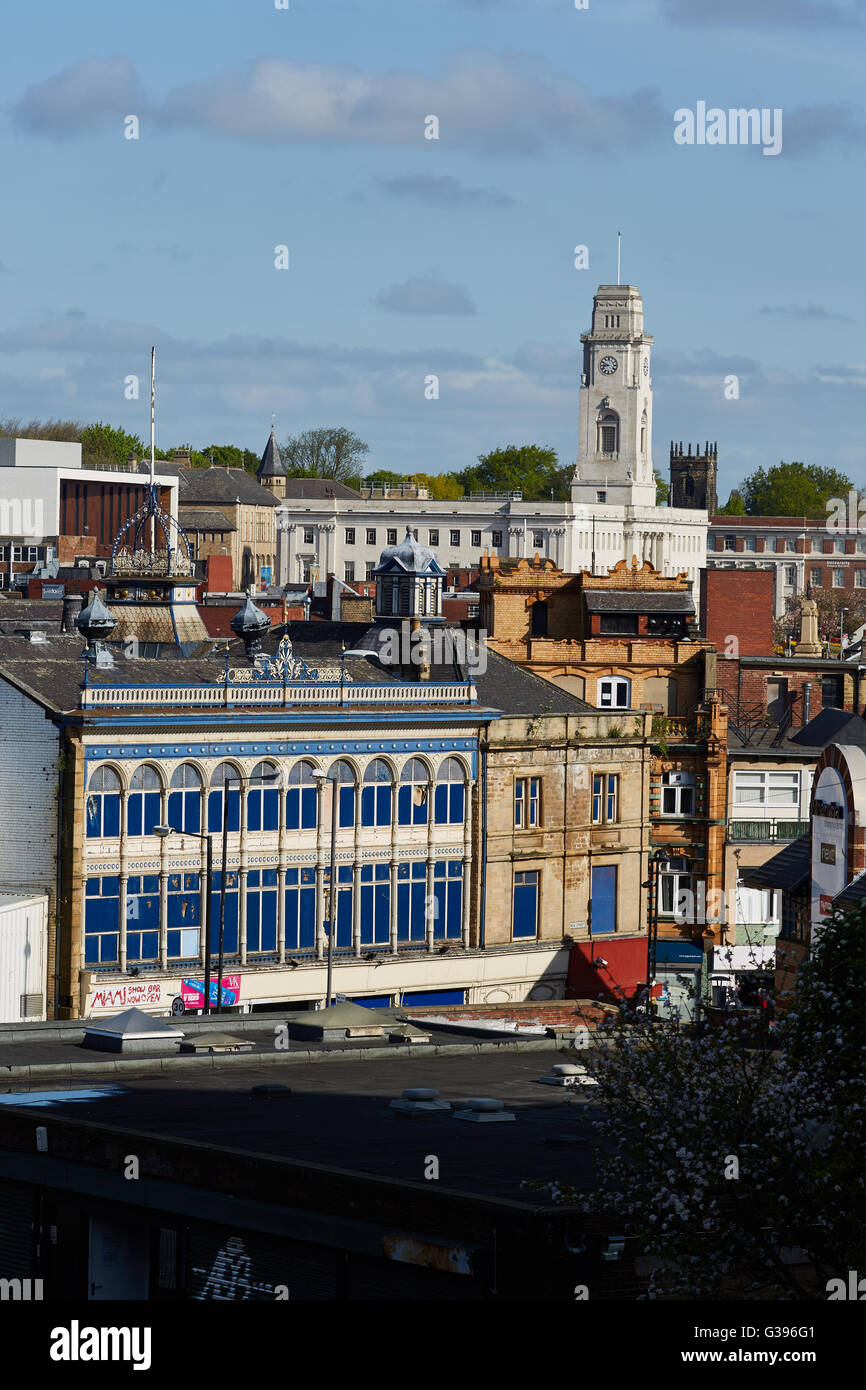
[802,681,811,726]
[479,744,488,949]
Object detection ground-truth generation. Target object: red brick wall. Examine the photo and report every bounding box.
[406,1001,614,1028]
[197,604,304,637]
[567,936,650,1001]
[204,554,234,592]
[701,569,774,657]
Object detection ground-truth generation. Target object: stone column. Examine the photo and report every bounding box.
[315,777,328,960]
[277,781,287,964]
[461,778,473,950]
[238,781,249,963]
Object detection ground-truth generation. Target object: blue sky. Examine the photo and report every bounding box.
[1,0,864,501]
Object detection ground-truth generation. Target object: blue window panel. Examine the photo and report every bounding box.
[402,989,466,1008]
[397,786,427,826]
[285,866,316,952]
[361,876,390,945]
[86,794,120,839]
[361,785,391,828]
[84,876,119,963]
[127,792,161,837]
[208,874,239,955]
[127,931,159,962]
[350,996,391,1009]
[397,878,427,942]
[590,865,617,935]
[335,886,352,949]
[248,788,279,832]
[513,871,539,939]
[207,789,240,834]
[247,882,278,953]
[168,790,201,834]
[339,785,355,828]
[286,787,317,830]
[434,784,464,825]
[167,874,200,928]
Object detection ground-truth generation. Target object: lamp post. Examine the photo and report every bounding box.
[312,767,339,1007]
[158,765,278,1018]
[840,607,848,660]
[642,849,671,1019]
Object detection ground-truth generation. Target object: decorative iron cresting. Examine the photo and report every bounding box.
[227,634,344,684]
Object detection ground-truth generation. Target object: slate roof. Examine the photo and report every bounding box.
[583,590,694,614]
[139,462,279,508]
[832,871,866,910]
[0,600,64,632]
[788,708,866,748]
[280,478,361,500]
[257,424,285,481]
[374,527,442,575]
[740,835,811,892]
[0,618,596,719]
[179,508,237,533]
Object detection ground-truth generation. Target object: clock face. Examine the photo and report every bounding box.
[599,355,618,376]
[643,358,649,376]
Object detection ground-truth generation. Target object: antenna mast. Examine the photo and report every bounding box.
[149,347,156,554]
[617,231,622,285]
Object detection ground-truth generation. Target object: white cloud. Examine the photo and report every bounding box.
[11,56,144,138]
[374,276,477,314]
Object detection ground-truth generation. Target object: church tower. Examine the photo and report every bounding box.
[257,422,286,499]
[571,284,656,508]
[669,441,718,515]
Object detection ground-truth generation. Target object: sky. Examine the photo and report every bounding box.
[1,0,865,501]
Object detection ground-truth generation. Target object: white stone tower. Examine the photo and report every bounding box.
[571,284,656,508]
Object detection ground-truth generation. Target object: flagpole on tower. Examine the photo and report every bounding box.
[617,231,622,285]
[149,346,156,555]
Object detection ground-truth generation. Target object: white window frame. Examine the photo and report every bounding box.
[732,770,800,813]
[598,676,630,709]
[592,773,618,825]
[514,776,541,830]
[833,569,845,588]
[660,773,695,818]
[659,871,691,918]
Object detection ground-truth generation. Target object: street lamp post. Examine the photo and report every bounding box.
[643,849,671,1018]
[840,607,848,660]
[158,765,278,1019]
[312,767,340,1007]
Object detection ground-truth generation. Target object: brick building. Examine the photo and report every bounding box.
[706,514,866,618]
[479,552,713,715]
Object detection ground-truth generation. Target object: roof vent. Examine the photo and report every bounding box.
[538,1063,598,1088]
[179,1032,255,1055]
[389,1087,451,1116]
[453,1097,515,1124]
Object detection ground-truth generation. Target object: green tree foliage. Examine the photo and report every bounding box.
[653,469,669,505]
[457,445,569,501]
[282,427,369,487]
[737,461,853,518]
[364,470,405,488]
[182,444,259,473]
[718,490,747,515]
[79,422,147,470]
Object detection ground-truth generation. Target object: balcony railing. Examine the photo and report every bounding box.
[728,818,809,843]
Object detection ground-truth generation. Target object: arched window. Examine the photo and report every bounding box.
[127,766,162,837]
[168,764,202,834]
[398,758,429,826]
[361,759,392,828]
[331,760,356,829]
[86,766,121,839]
[434,758,465,825]
[286,761,317,830]
[208,763,240,833]
[247,760,280,832]
[597,410,619,457]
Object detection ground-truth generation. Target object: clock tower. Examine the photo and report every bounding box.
[571,284,656,508]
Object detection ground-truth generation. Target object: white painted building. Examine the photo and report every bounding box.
[275,283,708,588]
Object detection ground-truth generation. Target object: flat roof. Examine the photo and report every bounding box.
[0,1049,600,1204]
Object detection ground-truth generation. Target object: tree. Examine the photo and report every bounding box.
[457,445,568,502]
[79,422,147,470]
[775,588,866,650]
[654,470,669,505]
[718,490,746,515]
[282,427,368,487]
[408,472,465,500]
[737,461,853,518]
[548,907,866,1298]
[0,416,80,442]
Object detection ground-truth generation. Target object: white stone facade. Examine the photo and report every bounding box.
[276,283,707,588]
